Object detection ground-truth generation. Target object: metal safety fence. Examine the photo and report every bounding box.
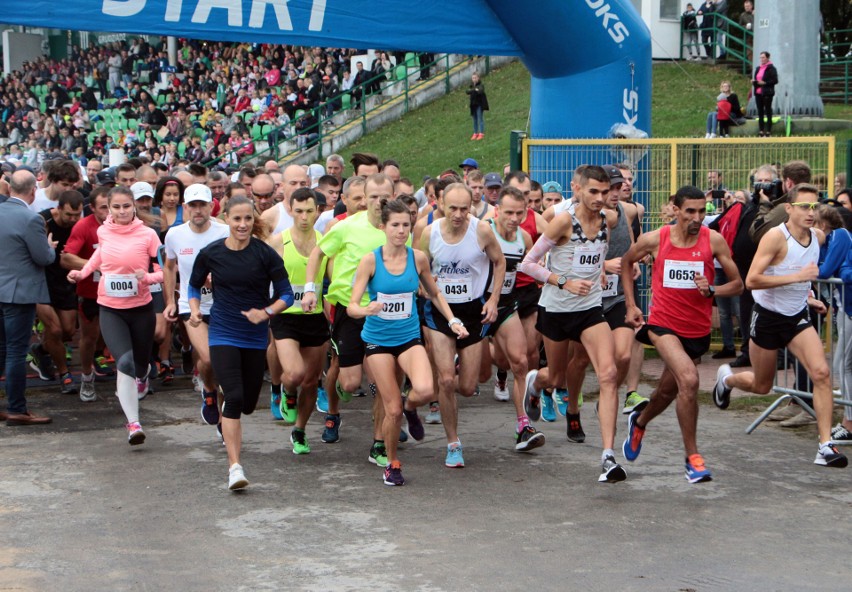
[747,278,852,433]
[522,136,836,348]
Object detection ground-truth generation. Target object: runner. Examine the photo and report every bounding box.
[349,199,468,485]
[714,184,847,468]
[420,182,506,467]
[61,187,113,402]
[480,186,546,451]
[67,186,164,445]
[518,165,625,483]
[187,195,295,491]
[620,185,743,483]
[302,173,402,467]
[466,170,493,220]
[32,190,84,394]
[162,184,229,428]
[541,181,564,210]
[268,188,329,454]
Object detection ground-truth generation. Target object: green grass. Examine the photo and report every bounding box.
[335,59,851,182]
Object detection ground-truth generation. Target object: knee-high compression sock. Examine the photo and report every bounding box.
[116,371,140,424]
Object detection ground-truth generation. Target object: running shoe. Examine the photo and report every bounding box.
[622,409,645,462]
[279,395,297,424]
[515,425,546,452]
[335,381,353,403]
[136,377,150,401]
[181,347,194,375]
[126,422,146,446]
[316,387,329,414]
[598,455,627,483]
[554,389,569,417]
[425,402,442,424]
[831,424,852,445]
[64,343,73,361]
[290,428,311,455]
[79,373,96,402]
[403,406,425,441]
[270,388,283,420]
[60,372,77,395]
[541,394,556,422]
[369,441,388,467]
[28,344,55,381]
[352,388,367,398]
[523,370,542,421]
[383,460,405,486]
[201,389,220,426]
[622,391,649,415]
[814,442,848,467]
[93,358,115,377]
[493,377,510,402]
[566,412,585,443]
[192,372,203,393]
[713,364,733,409]
[158,361,174,385]
[445,443,465,468]
[228,463,248,490]
[684,454,713,483]
[322,414,341,443]
[399,428,409,443]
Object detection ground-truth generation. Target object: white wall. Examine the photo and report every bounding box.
[3,31,44,75]
[634,0,689,60]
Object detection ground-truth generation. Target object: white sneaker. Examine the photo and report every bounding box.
[493,378,510,402]
[79,373,97,402]
[705,133,712,139]
[192,373,203,393]
[126,422,146,445]
[228,463,249,490]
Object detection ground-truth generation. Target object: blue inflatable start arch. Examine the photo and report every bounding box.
[3,0,651,140]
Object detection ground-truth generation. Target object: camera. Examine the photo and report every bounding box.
[752,179,783,203]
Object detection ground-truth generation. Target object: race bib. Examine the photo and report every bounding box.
[290,284,305,309]
[573,244,604,274]
[662,260,704,289]
[437,276,473,303]
[149,283,163,294]
[200,285,213,304]
[501,271,517,295]
[602,273,619,298]
[104,274,138,297]
[377,292,413,320]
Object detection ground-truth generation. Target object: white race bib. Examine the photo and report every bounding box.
[104,274,138,297]
[573,244,604,274]
[662,260,704,289]
[501,271,517,295]
[149,282,163,293]
[437,276,473,303]
[200,285,213,305]
[602,273,619,298]
[377,292,412,320]
[290,284,304,309]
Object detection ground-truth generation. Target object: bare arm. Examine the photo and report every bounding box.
[301,244,327,312]
[478,221,505,321]
[709,231,744,298]
[745,228,818,290]
[60,252,88,271]
[346,254,380,319]
[621,229,660,311]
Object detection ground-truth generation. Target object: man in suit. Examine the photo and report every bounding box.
[0,170,57,426]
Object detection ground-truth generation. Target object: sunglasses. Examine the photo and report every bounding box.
[790,202,820,210]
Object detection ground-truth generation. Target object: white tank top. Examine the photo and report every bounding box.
[272,202,294,235]
[539,210,608,313]
[753,224,818,316]
[429,216,489,304]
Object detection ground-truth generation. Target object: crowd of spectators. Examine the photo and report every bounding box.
[0,37,427,172]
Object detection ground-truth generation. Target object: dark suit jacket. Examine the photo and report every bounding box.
[0,198,55,304]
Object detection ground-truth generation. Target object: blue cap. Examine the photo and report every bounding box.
[459,158,479,169]
[542,181,562,193]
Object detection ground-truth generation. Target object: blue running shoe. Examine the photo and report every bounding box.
[445,443,465,468]
[622,410,645,462]
[321,414,341,443]
[316,387,329,413]
[201,389,220,426]
[541,393,556,422]
[335,381,353,403]
[554,389,569,417]
[685,454,713,483]
[399,428,409,443]
[270,387,283,420]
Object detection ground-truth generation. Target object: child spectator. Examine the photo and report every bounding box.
[716,92,732,137]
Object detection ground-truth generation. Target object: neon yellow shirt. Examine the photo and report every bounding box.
[281,229,325,315]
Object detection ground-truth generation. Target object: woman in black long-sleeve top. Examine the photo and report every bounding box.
[752,51,778,137]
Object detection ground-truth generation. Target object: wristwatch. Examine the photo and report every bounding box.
[557,276,567,290]
[448,317,464,327]
[264,306,275,317]
[706,285,715,298]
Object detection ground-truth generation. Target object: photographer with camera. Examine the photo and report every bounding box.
[749,160,812,244]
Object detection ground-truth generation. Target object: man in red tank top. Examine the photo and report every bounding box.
[619,185,742,483]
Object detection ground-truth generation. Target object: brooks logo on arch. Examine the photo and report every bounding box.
[586,0,630,45]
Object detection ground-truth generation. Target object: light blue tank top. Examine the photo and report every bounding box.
[362,246,421,347]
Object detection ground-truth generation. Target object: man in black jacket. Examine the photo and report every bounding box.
[80,84,98,111]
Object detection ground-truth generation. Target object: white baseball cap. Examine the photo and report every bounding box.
[184,183,213,203]
[130,181,154,201]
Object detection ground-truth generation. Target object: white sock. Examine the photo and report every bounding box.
[115,371,140,424]
[602,448,615,462]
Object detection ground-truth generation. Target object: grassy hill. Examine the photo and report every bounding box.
[335,60,851,183]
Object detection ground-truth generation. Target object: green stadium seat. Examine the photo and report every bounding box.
[177,142,186,158]
[395,65,407,81]
[251,124,262,140]
[404,52,416,66]
[341,93,351,110]
[157,94,166,106]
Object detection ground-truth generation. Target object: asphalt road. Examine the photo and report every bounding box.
[1,369,849,592]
